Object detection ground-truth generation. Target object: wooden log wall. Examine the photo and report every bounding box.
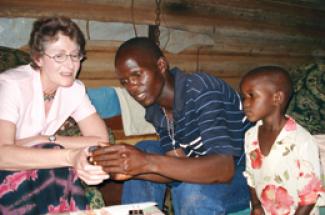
[1,0,325,89]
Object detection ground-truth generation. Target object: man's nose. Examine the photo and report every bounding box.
[242,99,250,108]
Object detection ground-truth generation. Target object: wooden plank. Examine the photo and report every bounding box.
[0,0,324,40]
[79,40,314,90]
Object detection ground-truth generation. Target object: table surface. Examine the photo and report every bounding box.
[48,202,164,215]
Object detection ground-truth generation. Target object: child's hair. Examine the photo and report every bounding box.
[242,65,293,110]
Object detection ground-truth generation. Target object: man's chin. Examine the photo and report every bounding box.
[138,99,153,107]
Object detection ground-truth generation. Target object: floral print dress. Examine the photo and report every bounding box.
[243,116,324,215]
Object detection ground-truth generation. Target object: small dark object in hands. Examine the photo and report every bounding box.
[128,209,144,214]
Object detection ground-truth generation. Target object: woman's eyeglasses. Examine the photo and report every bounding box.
[43,52,84,63]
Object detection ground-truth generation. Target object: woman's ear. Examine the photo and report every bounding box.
[33,55,43,68]
[157,57,169,74]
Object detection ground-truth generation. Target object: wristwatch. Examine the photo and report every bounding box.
[48,134,56,143]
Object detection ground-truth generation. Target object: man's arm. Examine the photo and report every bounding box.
[91,144,234,183]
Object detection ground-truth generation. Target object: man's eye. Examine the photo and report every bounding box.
[120,79,129,85]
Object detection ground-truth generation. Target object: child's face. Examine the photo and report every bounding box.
[240,76,276,122]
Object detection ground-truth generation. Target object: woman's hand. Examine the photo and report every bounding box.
[69,147,110,185]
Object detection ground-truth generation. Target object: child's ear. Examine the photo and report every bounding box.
[273,91,284,105]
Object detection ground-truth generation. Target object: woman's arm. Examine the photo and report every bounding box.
[0,119,83,170]
[0,119,109,184]
[16,113,109,148]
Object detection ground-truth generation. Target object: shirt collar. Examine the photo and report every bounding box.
[256,115,298,143]
[170,67,187,116]
[145,67,187,127]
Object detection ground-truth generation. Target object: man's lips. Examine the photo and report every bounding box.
[135,92,145,101]
[244,109,252,115]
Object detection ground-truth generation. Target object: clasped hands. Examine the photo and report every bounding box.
[88,143,147,181]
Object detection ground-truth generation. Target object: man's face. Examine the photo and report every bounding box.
[116,54,164,107]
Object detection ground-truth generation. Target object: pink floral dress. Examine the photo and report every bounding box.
[243,116,325,215]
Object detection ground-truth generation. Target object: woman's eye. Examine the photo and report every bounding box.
[54,54,66,61]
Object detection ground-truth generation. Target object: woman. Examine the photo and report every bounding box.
[0,16,109,214]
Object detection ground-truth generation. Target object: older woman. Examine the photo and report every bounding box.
[0,16,109,214]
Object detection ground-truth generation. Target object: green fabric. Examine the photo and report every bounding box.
[82,183,106,210]
[287,63,325,134]
[0,46,31,72]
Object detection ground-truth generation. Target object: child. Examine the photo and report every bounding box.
[240,66,324,215]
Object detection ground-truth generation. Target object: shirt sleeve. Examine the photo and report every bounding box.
[0,80,20,123]
[296,129,324,205]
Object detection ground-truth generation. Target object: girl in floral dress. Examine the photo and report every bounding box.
[240,66,324,215]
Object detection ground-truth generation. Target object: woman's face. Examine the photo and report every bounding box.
[36,33,81,90]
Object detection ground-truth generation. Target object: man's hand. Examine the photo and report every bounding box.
[90,143,151,178]
[110,173,132,181]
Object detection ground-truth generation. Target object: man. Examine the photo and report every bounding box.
[91,37,251,215]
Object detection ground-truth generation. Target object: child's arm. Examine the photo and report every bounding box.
[294,204,315,215]
[249,187,265,215]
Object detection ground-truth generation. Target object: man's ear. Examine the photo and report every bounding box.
[157,57,169,74]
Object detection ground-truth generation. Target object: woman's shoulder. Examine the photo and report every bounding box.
[0,64,34,82]
[71,79,86,90]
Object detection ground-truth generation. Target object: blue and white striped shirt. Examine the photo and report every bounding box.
[145,68,251,158]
